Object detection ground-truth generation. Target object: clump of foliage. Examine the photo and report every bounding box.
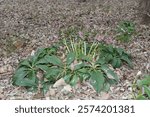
[12,27,133,94]
[132,75,150,100]
[60,26,97,42]
[116,21,135,42]
[12,46,61,93]
[62,39,119,93]
[99,44,133,68]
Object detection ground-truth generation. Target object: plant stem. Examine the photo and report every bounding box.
[84,41,87,55]
[64,38,70,53]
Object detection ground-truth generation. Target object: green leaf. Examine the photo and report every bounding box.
[42,81,53,94]
[78,73,89,82]
[136,95,147,100]
[66,52,75,65]
[36,57,49,64]
[78,68,90,81]
[20,71,37,87]
[74,62,88,70]
[112,58,121,68]
[70,74,79,86]
[36,65,50,72]
[101,65,119,81]
[63,74,72,83]
[112,58,118,68]
[143,86,150,98]
[77,68,90,82]
[96,58,106,65]
[121,55,132,67]
[137,76,150,87]
[78,68,88,73]
[45,67,62,80]
[36,48,47,57]
[13,69,38,87]
[100,45,132,68]
[45,55,63,66]
[30,48,45,64]
[103,82,111,92]
[19,60,31,68]
[107,79,118,85]
[79,54,91,62]
[116,48,123,56]
[108,45,113,53]
[106,54,113,62]
[13,67,29,85]
[145,75,150,79]
[90,71,105,93]
[46,46,57,55]
[116,58,122,68]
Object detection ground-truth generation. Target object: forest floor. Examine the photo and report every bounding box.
[0,0,149,100]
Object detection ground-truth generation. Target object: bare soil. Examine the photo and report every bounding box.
[0,0,149,100]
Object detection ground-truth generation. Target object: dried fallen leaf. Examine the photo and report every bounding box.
[9,96,16,100]
[45,97,50,100]
[115,68,123,78]
[36,71,43,81]
[0,87,3,93]
[0,94,4,99]
[33,92,44,99]
[45,91,50,99]
[146,63,150,71]
[120,87,125,92]
[70,60,78,71]
[0,65,7,74]
[7,65,13,72]
[13,40,24,49]
[100,92,110,100]
[49,89,56,96]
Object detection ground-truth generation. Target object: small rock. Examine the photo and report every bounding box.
[136,71,142,76]
[61,85,72,93]
[31,50,35,56]
[53,78,67,88]
[15,59,19,64]
[49,89,56,96]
